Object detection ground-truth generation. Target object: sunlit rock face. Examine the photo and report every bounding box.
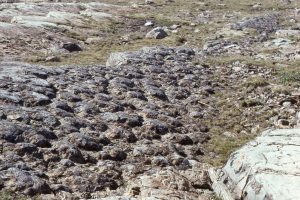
[210,128,300,200]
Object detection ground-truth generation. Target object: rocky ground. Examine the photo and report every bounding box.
[0,0,300,199]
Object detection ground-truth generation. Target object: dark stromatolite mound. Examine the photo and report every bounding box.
[0,46,214,199]
[231,14,279,33]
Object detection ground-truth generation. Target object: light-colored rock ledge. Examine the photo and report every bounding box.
[210,128,300,200]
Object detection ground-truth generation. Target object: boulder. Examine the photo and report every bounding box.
[106,52,131,67]
[62,43,82,52]
[146,27,168,39]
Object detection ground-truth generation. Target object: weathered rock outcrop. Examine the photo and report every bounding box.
[0,47,214,199]
[0,1,129,57]
[1,0,300,199]
[209,128,300,200]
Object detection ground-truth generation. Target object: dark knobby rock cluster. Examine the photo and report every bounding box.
[0,47,215,199]
[231,14,280,33]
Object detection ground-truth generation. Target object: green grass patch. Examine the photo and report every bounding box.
[0,190,27,200]
[276,61,300,85]
[279,71,300,84]
[243,76,269,88]
[206,134,254,166]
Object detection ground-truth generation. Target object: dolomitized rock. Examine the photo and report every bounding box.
[209,128,300,200]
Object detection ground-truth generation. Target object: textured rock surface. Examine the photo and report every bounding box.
[0,47,214,199]
[209,128,300,200]
[1,0,300,199]
[231,14,279,33]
